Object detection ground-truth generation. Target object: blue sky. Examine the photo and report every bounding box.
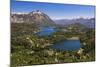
[11,0,95,19]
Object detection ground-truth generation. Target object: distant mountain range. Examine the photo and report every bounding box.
[54,18,95,28]
[11,10,95,28]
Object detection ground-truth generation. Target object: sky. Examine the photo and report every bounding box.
[11,0,95,19]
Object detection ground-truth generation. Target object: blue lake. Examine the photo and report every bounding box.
[36,27,81,51]
[37,27,56,36]
[50,40,81,51]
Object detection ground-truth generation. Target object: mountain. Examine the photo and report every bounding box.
[67,23,89,32]
[54,18,95,28]
[11,10,95,28]
[11,10,55,26]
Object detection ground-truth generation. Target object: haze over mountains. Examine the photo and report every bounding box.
[54,18,95,28]
[11,10,95,28]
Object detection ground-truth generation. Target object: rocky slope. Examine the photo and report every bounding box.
[11,10,55,26]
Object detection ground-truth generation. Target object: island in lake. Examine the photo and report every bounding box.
[11,1,95,67]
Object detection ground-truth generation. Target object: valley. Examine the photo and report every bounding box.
[11,22,95,66]
[11,10,95,67]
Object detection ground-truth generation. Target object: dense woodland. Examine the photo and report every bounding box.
[11,23,95,67]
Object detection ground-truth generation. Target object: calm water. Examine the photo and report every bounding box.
[50,40,81,51]
[36,27,81,51]
[37,27,56,36]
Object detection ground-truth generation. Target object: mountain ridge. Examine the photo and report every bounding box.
[54,18,95,28]
[11,10,95,28]
[11,10,55,26]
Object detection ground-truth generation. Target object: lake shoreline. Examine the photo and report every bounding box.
[66,37,79,40]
